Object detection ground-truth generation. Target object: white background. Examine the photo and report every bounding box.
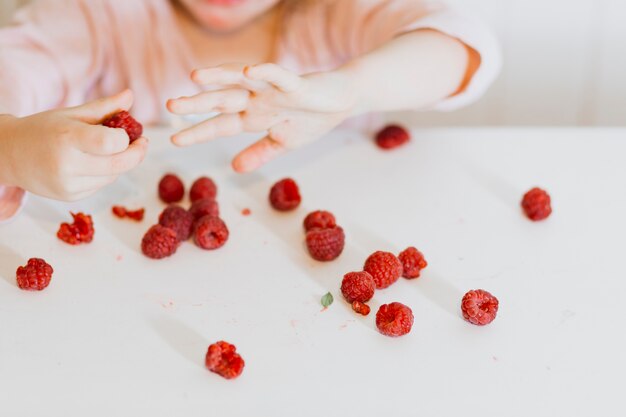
[1,0,625,126]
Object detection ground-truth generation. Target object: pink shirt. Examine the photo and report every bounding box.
[0,0,501,222]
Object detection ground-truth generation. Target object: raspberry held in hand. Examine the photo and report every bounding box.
[16,258,53,291]
[189,198,220,221]
[141,225,179,259]
[521,187,552,221]
[376,302,414,337]
[375,124,411,150]
[398,247,427,279]
[158,174,185,204]
[158,205,194,242]
[57,212,94,245]
[341,271,375,303]
[351,301,371,316]
[193,216,229,250]
[305,226,345,261]
[102,111,143,143]
[364,251,403,289]
[190,176,217,202]
[269,178,301,211]
[303,210,336,232]
[205,341,245,380]
[461,289,499,326]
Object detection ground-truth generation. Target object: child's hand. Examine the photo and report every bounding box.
[0,90,148,201]
[167,63,357,172]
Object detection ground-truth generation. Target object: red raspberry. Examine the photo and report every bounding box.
[158,174,185,204]
[376,302,414,337]
[141,225,179,259]
[158,205,194,242]
[269,178,301,211]
[112,206,145,222]
[189,198,220,221]
[461,289,499,326]
[341,271,375,303]
[57,212,94,245]
[193,216,229,250]
[190,176,218,202]
[16,258,53,291]
[102,111,143,143]
[398,247,428,279]
[205,341,245,380]
[351,301,371,316]
[363,251,403,289]
[522,187,552,221]
[303,210,336,232]
[375,124,411,150]
[305,226,345,262]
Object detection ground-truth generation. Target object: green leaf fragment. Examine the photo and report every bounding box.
[321,292,334,308]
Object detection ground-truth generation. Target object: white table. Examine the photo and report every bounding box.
[1,128,625,417]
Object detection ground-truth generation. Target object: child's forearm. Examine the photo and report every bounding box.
[338,29,474,115]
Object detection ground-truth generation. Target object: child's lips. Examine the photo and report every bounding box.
[203,0,246,6]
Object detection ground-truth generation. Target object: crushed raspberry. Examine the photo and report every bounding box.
[158,174,185,204]
[269,178,301,211]
[205,341,245,380]
[241,208,251,216]
[57,212,94,245]
[190,176,218,202]
[341,271,375,303]
[189,198,220,221]
[193,216,229,250]
[522,187,552,221]
[398,247,427,279]
[363,251,403,289]
[102,111,143,143]
[159,205,194,242]
[16,258,53,291]
[376,302,414,337]
[112,206,145,221]
[461,289,499,326]
[305,226,345,261]
[375,125,411,150]
[141,225,179,259]
[303,210,336,232]
[352,301,371,316]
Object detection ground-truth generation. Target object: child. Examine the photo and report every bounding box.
[0,0,500,222]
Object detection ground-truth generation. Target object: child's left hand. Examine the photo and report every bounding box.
[167,63,357,172]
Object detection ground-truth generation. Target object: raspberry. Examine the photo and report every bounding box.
[141,225,179,259]
[376,302,414,337]
[112,206,145,221]
[303,210,336,232]
[398,247,428,279]
[363,251,403,289]
[102,111,143,143]
[158,174,185,204]
[341,271,375,303]
[193,216,229,250]
[205,341,245,380]
[57,212,94,245]
[16,258,53,291]
[522,187,552,221]
[269,178,301,211]
[190,176,217,202]
[461,289,499,326]
[158,205,194,242]
[375,124,411,150]
[351,301,371,316]
[189,198,220,221]
[305,226,345,261]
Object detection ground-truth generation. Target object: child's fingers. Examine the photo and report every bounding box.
[64,90,134,124]
[83,137,148,176]
[231,135,286,173]
[171,114,243,147]
[244,64,302,93]
[192,65,268,91]
[167,89,250,115]
[73,125,130,156]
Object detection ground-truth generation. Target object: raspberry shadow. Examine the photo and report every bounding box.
[0,244,22,287]
[149,316,210,369]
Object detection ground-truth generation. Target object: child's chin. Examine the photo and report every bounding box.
[199,15,248,33]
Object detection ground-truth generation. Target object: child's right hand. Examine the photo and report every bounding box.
[0,90,148,201]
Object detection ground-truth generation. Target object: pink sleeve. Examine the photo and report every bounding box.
[0,186,26,224]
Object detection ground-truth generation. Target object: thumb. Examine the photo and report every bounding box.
[65,90,134,124]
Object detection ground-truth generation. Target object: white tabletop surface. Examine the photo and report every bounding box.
[1,127,625,416]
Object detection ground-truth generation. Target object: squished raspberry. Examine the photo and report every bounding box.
[269,178,301,211]
[305,226,345,262]
[522,187,552,221]
[112,206,145,222]
[375,125,410,150]
[341,271,375,303]
[57,212,94,245]
[398,247,427,279]
[190,176,218,202]
[376,302,414,337]
[364,251,403,289]
[158,174,185,204]
[189,198,220,221]
[141,225,178,259]
[16,258,53,291]
[303,210,336,232]
[193,216,229,250]
[461,289,499,326]
[351,301,371,316]
[102,111,143,143]
[158,205,194,242]
[205,341,245,380]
